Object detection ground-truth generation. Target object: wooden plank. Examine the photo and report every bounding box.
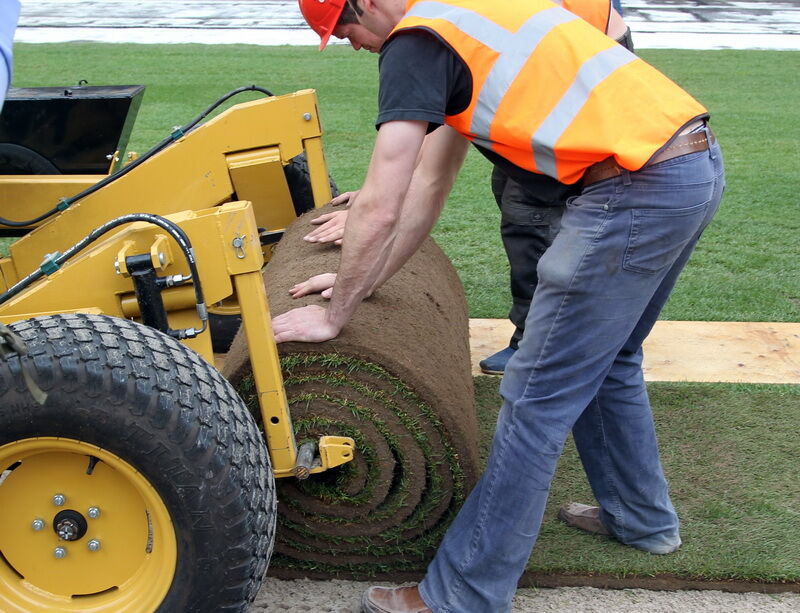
[469,319,800,384]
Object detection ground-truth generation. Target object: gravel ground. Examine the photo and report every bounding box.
[253,578,800,612]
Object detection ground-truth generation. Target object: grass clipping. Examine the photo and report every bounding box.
[224,204,480,578]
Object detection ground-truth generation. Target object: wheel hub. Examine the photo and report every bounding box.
[53,509,88,542]
[0,438,177,611]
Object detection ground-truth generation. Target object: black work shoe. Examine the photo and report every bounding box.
[478,345,516,375]
[557,502,610,536]
[361,586,432,613]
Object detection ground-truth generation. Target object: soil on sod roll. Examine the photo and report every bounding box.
[223,203,480,578]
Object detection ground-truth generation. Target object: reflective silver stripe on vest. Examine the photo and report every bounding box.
[404,2,579,141]
[405,1,511,52]
[402,1,634,177]
[470,8,577,139]
[533,44,635,176]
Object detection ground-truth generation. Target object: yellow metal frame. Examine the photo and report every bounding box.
[0,90,354,478]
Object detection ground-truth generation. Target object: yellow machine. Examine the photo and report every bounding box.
[0,87,355,612]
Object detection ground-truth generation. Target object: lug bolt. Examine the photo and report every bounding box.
[32,519,45,531]
[53,494,66,506]
[54,547,67,559]
[87,507,101,519]
[87,539,101,552]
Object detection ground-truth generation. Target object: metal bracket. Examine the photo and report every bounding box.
[292,436,356,479]
[314,436,355,473]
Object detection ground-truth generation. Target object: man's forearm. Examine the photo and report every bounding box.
[324,120,428,331]
[368,171,447,292]
[370,127,469,292]
[325,198,399,329]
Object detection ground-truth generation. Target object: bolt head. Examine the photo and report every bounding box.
[54,547,67,559]
[87,539,101,552]
[158,252,166,266]
[87,506,101,519]
[303,112,312,121]
[52,494,65,506]
[32,519,45,531]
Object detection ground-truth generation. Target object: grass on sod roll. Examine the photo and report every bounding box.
[475,378,800,583]
[5,44,800,324]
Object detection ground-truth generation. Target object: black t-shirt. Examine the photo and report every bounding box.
[377,30,471,131]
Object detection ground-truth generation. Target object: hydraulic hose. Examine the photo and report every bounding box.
[0,213,208,339]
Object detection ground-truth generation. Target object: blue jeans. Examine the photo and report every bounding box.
[420,137,725,613]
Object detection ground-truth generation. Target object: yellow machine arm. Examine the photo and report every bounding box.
[0,89,354,478]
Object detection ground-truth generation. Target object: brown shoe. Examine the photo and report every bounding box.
[361,585,432,613]
[557,502,610,536]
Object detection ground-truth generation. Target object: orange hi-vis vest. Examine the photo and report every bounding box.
[389,0,707,184]
[558,0,611,33]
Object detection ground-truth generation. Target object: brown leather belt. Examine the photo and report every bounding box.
[582,126,716,186]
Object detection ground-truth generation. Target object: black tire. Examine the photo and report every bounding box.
[210,310,244,354]
[283,151,340,217]
[0,314,275,613]
[0,143,60,174]
[209,153,339,353]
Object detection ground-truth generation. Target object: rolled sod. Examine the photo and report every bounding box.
[224,204,480,577]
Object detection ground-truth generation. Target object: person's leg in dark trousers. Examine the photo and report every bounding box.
[480,166,570,374]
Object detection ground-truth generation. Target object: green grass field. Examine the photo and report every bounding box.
[6,43,800,586]
[7,44,800,323]
[474,379,800,584]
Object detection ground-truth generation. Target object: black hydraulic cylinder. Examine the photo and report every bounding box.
[126,254,170,333]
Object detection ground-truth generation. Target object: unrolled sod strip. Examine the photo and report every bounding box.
[224,203,480,578]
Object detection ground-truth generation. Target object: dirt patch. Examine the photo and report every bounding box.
[224,204,479,576]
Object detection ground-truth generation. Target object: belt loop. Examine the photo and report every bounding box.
[705,125,717,160]
[622,169,632,186]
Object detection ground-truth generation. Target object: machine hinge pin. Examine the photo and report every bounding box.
[32,518,45,531]
[53,493,66,506]
[87,506,101,519]
[54,547,67,559]
[87,539,101,552]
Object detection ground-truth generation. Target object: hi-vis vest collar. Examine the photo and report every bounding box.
[390,0,706,183]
